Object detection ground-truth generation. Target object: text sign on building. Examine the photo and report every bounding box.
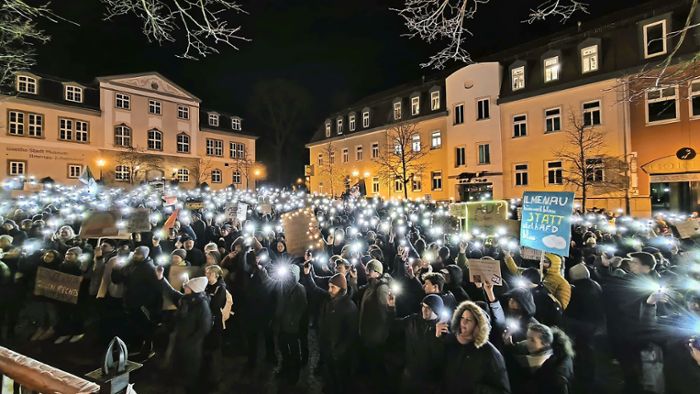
[519,191,574,257]
[676,147,696,161]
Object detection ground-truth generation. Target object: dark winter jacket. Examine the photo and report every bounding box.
[443,264,470,303]
[205,278,228,332]
[565,278,605,337]
[391,312,444,383]
[503,287,539,342]
[275,280,307,334]
[664,338,700,394]
[111,257,162,313]
[185,247,205,267]
[603,272,658,342]
[356,274,392,345]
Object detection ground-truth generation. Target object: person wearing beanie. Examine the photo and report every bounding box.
[111,242,161,358]
[171,249,190,266]
[385,292,445,393]
[299,261,358,394]
[161,272,212,393]
[542,253,572,310]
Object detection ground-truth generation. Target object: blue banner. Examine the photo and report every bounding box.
[519,191,575,256]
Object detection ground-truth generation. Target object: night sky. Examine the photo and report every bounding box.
[34,0,639,184]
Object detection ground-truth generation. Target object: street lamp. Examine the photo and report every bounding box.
[96,159,105,180]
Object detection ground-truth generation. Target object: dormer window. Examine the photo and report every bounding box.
[325,121,331,137]
[64,85,83,103]
[544,56,560,82]
[581,45,599,73]
[349,114,356,131]
[337,118,343,134]
[511,66,525,91]
[411,96,420,115]
[17,75,37,94]
[362,110,370,128]
[430,91,440,110]
[643,20,667,59]
[393,101,402,120]
[208,113,219,127]
[231,117,242,130]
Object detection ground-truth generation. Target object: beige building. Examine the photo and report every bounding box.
[1,72,257,189]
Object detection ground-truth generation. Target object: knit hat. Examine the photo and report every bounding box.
[66,246,82,256]
[184,276,208,293]
[0,234,13,244]
[628,252,657,270]
[569,263,590,281]
[135,245,151,259]
[171,249,187,260]
[422,294,444,315]
[329,273,347,290]
[366,259,383,275]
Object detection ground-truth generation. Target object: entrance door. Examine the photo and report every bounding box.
[650,181,700,212]
[457,183,493,202]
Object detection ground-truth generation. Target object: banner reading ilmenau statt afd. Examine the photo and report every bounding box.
[519,191,575,257]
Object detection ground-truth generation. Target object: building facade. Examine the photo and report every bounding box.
[2,72,257,189]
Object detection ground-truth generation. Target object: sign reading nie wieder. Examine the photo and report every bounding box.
[519,191,574,257]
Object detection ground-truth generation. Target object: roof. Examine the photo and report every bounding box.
[9,71,101,111]
[96,71,202,103]
[199,108,257,138]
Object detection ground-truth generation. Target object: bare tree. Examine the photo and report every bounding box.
[373,122,429,199]
[554,111,627,211]
[392,0,589,69]
[235,149,255,189]
[318,142,342,197]
[115,146,164,184]
[192,157,215,185]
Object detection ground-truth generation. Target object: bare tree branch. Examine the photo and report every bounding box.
[523,0,589,24]
[372,122,429,199]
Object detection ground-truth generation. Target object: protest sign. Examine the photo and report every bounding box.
[34,267,82,304]
[520,246,544,261]
[520,191,574,256]
[79,211,121,238]
[237,203,248,222]
[674,220,700,239]
[185,200,204,210]
[449,201,509,234]
[281,208,322,256]
[163,265,204,310]
[467,259,503,286]
[162,195,177,206]
[126,208,151,233]
[260,203,272,215]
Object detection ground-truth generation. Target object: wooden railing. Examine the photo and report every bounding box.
[0,346,100,394]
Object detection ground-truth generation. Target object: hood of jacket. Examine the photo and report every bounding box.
[504,287,537,317]
[450,301,490,349]
[443,264,464,285]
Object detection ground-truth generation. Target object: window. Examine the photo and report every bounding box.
[643,20,667,58]
[411,96,420,115]
[362,111,370,128]
[545,107,561,133]
[59,118,73,141]
[208,113,219,127]
[512,66,525,91]
[148,100,161,115]
[349,114,356,131]
[477,98,490,120]
[229,142,245,159]
[393,102,402,120]
[412,174,422,191]
[454,104,464,124]
[547,161,563,185]
[232,171,241,184]
[8,111,24,135]
[582,100,602,126]
[114,125,131,147]
[68,164,82,179]
[395,178,404,192]
[544,56,560,82]
[355,145,363,161]
[206,139,223,157]
[178,106,190,119]
[478,144,490,164]
[177,168,190,183]
[585,158,604,183]
[372,177,380,194]
[147,129,163,150]
[317,154,323,166]
[581,45,598,73]
[342,148,349,163]
[646,86,678,123]
[371,142,379,158]
[329,151,336,164]
[455,147,466,167]
[115,165,130,182]
[8,160,26,176]
[514,164,529,186]
[115,93,130,110]
[337,118,343,134]
[16,75,37,94]
[431,91,440,110]
[177,133,190,153]
[513,114,527,137]
[394,143,402,155]
[231,118,242,131]
[431,131,442,149]
[691,80,700,118]
[65,85,83,103]
[211,169,222,183]
[325,122,332,137]
[28,114,43,137]
[431,171,442,191]
[75,120,88,142]
[412,134,421,152]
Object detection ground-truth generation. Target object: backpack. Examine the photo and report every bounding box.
[219,287,234,329]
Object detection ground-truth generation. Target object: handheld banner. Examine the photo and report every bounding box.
[519,191,574,256]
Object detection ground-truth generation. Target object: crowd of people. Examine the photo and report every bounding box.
[0,182,699,394]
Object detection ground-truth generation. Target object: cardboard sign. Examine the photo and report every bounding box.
[281,208,322,256]
[185,200,204,210]
[164,265,205,310]
[34,267,82,304]
[260,203,272,215]
[520,246,544,261]
[520,192,574,256]
[79,211,121,239]
[126,208,152,233]
[675,220,700,239]
[162,195,177,206]
[449,201,509,235]
[237,203,248,222]
[224,203,238,221]
[468,259,503,286]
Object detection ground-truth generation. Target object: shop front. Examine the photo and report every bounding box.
[642,154,700,213]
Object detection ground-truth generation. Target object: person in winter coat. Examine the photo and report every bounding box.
[541,254,571,310]
[388,293,446,393]
[506,323,575,394]
[502,287,539,344]
[29,250,62,342]
[440,264,470,304]
[182,237,205,267]
[111,245,162,357]
[240,250,276,367]
[273,263,307,384]
[202,265,228,388]
[665,336,700,394]
[53,247,85,344]
[435,300,511,394]
[519,268,563,327]
[161,275,212,394]
[422,272,458,312]
[301,267,358,394]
